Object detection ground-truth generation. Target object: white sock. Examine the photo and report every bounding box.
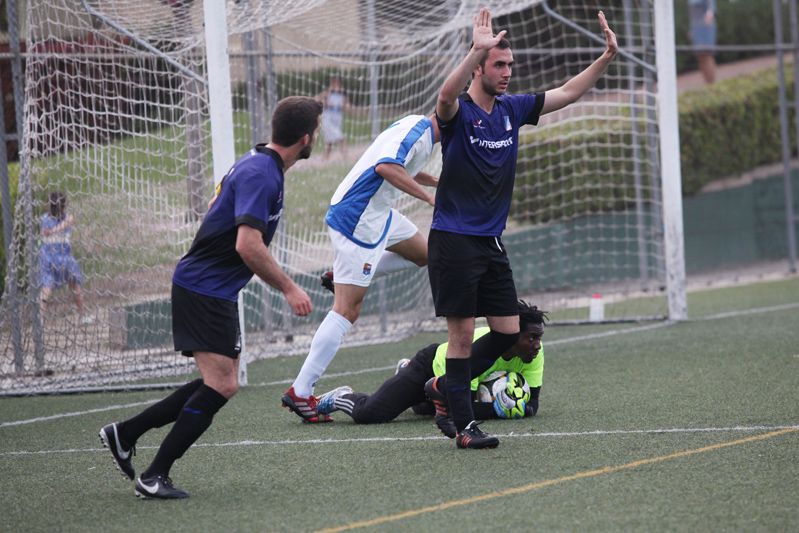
[292,310,352,397]
[374,251,417,279]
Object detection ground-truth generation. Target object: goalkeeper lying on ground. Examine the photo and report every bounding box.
[315,300,546,428]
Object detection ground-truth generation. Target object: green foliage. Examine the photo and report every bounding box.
[0,161,20,292]
[679,64,795,194]
[512,63,795,227]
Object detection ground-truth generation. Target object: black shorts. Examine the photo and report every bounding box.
[427,229,518,318]
[171,283,241,359]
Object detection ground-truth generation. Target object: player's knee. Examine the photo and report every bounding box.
[449,335,473,355]
[221,382,239,399]
[333,299,362,323]
[210,376,239,399]
[337,307,360,323]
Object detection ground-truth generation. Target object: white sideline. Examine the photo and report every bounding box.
[3,301,798,429]
[700,301,799,320]
[1,424,797,457]
[0,400,157,428]
[248,365,396,388]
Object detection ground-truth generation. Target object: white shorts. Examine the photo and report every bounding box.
[329,209,418,287]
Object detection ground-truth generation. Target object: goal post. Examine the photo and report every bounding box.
[0,0,686,395]
[654,0,687,321]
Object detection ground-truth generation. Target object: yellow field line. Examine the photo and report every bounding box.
[315,427,798,533]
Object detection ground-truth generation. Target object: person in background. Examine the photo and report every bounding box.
[319,76,349,159]
[39,191,93,324]
[689,0,717,85]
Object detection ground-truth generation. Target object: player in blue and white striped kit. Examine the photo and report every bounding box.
[283,114,441,423]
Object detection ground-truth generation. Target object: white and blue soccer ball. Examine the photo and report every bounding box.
[477,370,531,402]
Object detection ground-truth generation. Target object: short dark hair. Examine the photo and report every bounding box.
[518,299,548,330]
[479,36,511,69]
[271,96,323,147]
[48,191,67,220]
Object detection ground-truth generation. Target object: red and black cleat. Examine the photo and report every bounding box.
[424,377,457,438]
[456,420,499,449]
[282,386,333,423]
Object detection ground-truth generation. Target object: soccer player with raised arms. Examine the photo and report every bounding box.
[282,114,440,422]
[425,7,617,448]
[98,96,322,499]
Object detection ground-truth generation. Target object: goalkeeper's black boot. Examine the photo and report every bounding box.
[134,474,189,499]
[99,423,136,480]
[456,420,499,449]
[424,377,456,438]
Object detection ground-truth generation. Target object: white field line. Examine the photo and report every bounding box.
[544,320,674,346]
[700,301,799,320]
[2,424,797,457]
[3,302,798,429]
[0,400,158,428]
[248,365,396,388]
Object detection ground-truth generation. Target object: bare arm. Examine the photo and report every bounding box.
[235,224,312,316]
[375,163,435,206]
[540,11,618,116]
[42,214,74,236]
[437,7,507,122]
[413,171,439,188]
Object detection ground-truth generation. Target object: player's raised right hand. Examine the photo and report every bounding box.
[472,7,507,51]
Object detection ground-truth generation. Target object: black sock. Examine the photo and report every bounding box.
[444,358,473,432]
[472,401,500,420]
[470,330,519,377]
[142,384,228,479]
[117,379,203,448]
[434,331,520,392]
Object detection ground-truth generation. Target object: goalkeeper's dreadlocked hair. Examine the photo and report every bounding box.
[518,300,548,330]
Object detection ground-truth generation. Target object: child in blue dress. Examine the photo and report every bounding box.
[39,191,92,323]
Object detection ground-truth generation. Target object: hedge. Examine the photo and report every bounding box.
[678,65,795,195]
[511,63,796,225]
[0,161,19,292]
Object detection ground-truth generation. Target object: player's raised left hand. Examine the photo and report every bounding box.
[598,11,618,58]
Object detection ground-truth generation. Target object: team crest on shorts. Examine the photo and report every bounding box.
[362,262,372,275]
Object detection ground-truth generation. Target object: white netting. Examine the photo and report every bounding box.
[1,0,668,394]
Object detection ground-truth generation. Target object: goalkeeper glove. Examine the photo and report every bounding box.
[492,389,527,419]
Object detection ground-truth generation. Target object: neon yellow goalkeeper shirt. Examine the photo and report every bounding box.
[432,326,544,391]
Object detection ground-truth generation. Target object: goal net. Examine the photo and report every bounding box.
[1,0,677,394]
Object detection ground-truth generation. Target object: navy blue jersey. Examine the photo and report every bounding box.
[432,92,545,236]
[172,145,284,301]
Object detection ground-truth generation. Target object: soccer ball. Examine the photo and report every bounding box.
[476,371,530,404]
[476,370,506,402]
